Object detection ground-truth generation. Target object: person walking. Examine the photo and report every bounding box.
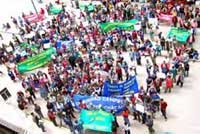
[142,112,147,124]
[165,75,173,93]
[122,108,130,126]
[27,86,36,99]
[176,72,184,88]
[8,69,16,82]
[122,122,131,134]
[112,121,118,134]
[31,112,46,132]
[184,62,190,77]
[47,110,58,127]
[34,104,44,119]
[111,110,119,134]
[170,66,177,82]
[116,65,123,81]
[25,90,34,104]
[63,115,74,132]
[161,61,170,77]
[160,99,168,120]
[146,115,155,134]
[135,51,142,65]
[145,59,152,77]
[57,109,64,128]
[73,120,84,134]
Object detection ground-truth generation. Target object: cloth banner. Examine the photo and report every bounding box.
[99,19,139,33]
[17,48,56,73]
[158,13,173,22]
[20,43,37,52]
[73,95,126,113]
[79,3,95,12]
[168,27,190,43]
[50,7,63,14]
[24,13,44,23]
[56,40,74,49]
[103,76,139,97]
[80,109,114,132]
[14,43,39,56]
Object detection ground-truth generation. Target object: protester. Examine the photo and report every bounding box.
[146,115,155,134]
[73,120,84,134]
[165,75,173,93]
[122,108,130,126]
[25,90,34,104]
[0,0,198,133]
[122,122,131,134]
[160,99,168,120]
[31,112,46,132]
[47,110,58,127]
[34,104,44,119]
[176,72,184,87]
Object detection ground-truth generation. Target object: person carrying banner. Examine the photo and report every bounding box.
[79,100,87,110]
[73,120,84,134]
[112,121,118,134]
[63,115,74,132]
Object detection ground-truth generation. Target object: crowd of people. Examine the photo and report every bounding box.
[0,0,200,133]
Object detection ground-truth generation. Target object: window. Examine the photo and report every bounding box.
[0,88,11,101]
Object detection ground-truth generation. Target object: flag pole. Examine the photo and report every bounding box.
[30,0,39,19]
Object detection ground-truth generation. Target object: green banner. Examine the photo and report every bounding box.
[50,7,63,14]
[80,109,114,132]
[168,27,190,43]
[99,19,139,33]
[17,48,56,73]
[79,3,94,12]
[20,42,39,53]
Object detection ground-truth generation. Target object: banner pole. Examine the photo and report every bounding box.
[30,0,39,19]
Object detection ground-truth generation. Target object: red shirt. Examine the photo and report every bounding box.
[131,96,137,104]
[122,110,129,118]
[103,63,109,71]
[166,77,173,88]
[116,67,122,74]
[161,63,170,71]
[48,112,56,120]
[161,101,168,110]
[79,103,87,109]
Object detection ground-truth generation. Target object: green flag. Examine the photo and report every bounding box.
[79,3,94,12]
[17,48,56,73]
[80,109,114,132]
[50,6,63,14]
[99,19,139,33]
[168,27,190,43]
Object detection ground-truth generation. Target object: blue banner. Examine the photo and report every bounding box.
[73,95,126,113]
[56,40,74,49]
[103,76,139,97]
